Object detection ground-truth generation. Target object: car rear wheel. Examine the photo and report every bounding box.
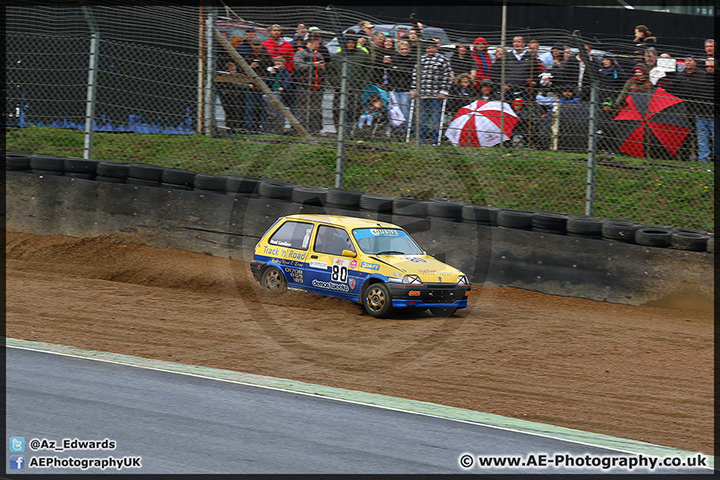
[261,266,287,293]
[363,283,392,318]
[429,307,457,317]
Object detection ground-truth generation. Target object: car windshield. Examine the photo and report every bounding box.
[352,228,424,255]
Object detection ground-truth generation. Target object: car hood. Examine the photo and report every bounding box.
[371,254,463,283]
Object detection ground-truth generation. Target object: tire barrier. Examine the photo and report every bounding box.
[96,161,131,181]
[392,198,428,218]
[292,185,328,206]
[128,163,165,183]
[360,193,396,213]
[191,173,228,194]
[30,154,65,174]
[325,188,363,211]
[497,209,534,230]
[635,226,674,248]
[566,215,605,238]
[4,153,32,171]
[63,158,99,177]
[427,198,464,222]
[258,179,294,200]
[601,220,642,243]
[4,152,713,253]
[671,231,709,252]
[226,176,260,196]
[161,168,196,190]
[461,204,499,226]
[532,211,568,235]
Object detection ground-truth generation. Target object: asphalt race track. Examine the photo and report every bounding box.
[6,347,712,474]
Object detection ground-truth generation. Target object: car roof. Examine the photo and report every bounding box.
[283,214,400,229]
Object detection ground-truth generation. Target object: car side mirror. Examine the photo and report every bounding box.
[342,249,357,258]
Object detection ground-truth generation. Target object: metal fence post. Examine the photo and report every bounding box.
[81,6,99,160]
[585,80,599,216]
[203,8,216,136]
[572,30,600,217]
[335,52,349,189]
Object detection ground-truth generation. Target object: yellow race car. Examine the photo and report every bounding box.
[250,214,471,317]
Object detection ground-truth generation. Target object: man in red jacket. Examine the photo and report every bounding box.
[263,24,295,73]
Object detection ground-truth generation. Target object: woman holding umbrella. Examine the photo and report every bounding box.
[615,64,653,107]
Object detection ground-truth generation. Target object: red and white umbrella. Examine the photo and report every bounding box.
[444,100,519,148]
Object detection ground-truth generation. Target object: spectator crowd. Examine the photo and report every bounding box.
[215,20,715,162]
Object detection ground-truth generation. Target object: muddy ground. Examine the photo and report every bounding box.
[5,231,714,455]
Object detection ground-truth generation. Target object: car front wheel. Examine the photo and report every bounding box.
[261,266,287,293]
[363,283,392,318]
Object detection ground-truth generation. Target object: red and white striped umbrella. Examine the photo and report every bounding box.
[444,100,519,148]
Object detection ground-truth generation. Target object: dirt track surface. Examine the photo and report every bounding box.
[5,231,714,455]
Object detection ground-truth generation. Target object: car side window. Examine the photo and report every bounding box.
[314,225,356,256]
[268,221,314,250]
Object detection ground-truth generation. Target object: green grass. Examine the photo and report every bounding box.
[6,126,714,231]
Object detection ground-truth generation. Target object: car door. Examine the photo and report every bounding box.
[305,224,360,298]
[265,219,314,288]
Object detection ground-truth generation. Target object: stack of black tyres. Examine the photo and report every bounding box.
[96,161,133,183]
[566,215,605,238]
[292,185,328,206]
[427,198,464,222]
[360,193,396,213]
[63,157,98,179]
[461,204,500,226]
[226,175,260,197]
[670,228,710,252]
[601,220,641,243]
[161,168,196,190]
[5,152,31,172]
[192,173,228,194]
[258,179,294,200]
[325,188,363,211]
[532,211,568,234]
[497,209,534,230]
[393,198,428,218]
[635,226,675,248]
[127,163,165,186]
[30,154,65,176]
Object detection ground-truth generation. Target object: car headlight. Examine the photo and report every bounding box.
[402,274,422,285]
[457,275,469,286]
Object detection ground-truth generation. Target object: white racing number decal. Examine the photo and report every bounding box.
[332,258,350,283]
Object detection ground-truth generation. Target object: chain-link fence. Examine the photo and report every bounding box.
[5,3,714,230]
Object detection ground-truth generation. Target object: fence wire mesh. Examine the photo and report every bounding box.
[5,4,715,231]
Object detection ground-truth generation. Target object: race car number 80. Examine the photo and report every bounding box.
[332,258,350,283]
[332,264,348,282]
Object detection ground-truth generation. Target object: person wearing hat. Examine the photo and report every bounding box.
[598,51,623,100]
[615,63,652,107]
[477,78,498,101]
[471,37,493,87]
[357,20,374,47]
